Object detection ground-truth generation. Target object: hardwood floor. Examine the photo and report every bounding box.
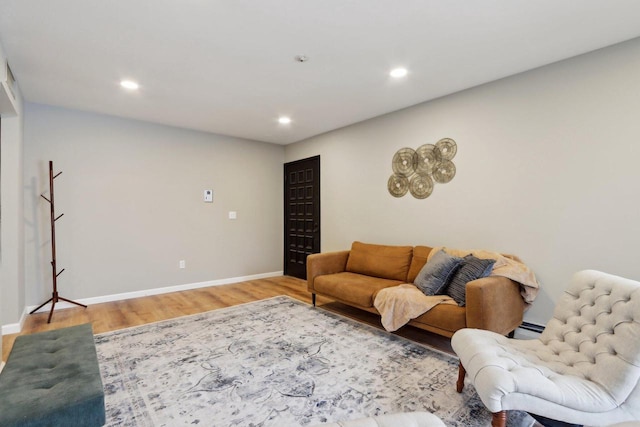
[2,275,453,362]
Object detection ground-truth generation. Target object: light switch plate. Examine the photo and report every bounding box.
[204,189,213,202]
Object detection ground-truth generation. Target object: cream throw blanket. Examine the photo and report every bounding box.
[374,247,540,332]
[374,284,457,332]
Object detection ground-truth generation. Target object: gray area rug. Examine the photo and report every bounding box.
[95,296,536,426]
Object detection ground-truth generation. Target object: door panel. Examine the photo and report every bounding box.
[284,156,320,279]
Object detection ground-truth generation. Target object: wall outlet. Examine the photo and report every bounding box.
[228,211,237,220]
[179,260,186,269]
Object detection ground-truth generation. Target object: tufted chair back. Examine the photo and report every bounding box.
[452,270,640,426]
[539,269,640,406]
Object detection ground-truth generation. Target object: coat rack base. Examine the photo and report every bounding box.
[30,292,87,324]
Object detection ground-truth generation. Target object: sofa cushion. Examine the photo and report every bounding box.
[407,246,433,283]
[414,249,464,296]
[410,304,467,337]
[346,241,413,281]
[446,255,496,306]
[314,272,403,308]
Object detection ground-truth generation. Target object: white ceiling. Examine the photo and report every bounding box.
[1,1,640,145]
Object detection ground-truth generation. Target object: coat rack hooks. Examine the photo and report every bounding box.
[30,161,86,323]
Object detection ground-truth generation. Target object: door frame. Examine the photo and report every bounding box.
[283,155,320,278]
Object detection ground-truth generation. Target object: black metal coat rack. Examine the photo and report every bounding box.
[30,161,86,323]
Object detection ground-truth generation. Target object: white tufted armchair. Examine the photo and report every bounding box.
[451,270,640,427]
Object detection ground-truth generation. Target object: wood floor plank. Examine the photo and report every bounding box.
[2,276,452,362]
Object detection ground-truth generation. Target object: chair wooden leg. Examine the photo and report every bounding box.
[456,362,466,393]
[492,411,507,427]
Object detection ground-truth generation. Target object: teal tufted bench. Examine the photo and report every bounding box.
[0,323,105,427]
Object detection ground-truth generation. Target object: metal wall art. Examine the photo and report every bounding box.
[388,138,457,199]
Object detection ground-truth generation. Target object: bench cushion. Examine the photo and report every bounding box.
[0,323,105,427]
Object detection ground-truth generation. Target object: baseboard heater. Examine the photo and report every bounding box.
[519,321,545,334]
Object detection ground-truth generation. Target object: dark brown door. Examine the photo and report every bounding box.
[284,156,320,279]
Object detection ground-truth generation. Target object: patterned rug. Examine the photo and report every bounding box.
[95,296,536,426]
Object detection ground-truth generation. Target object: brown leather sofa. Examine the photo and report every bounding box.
[307,242,526,338]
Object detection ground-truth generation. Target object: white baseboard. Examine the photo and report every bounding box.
[0,361,5,373]
[1,307,28,335]
[1,271,283,335]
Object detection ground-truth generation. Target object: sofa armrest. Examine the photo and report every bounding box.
[307,250,350,293]
[465,276,525,335]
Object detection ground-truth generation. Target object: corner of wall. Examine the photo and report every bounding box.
[0,38,26,355]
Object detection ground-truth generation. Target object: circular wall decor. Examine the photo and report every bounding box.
[432,159,456,183]
[388,138,457,199]
[391,147,417,177]
[435,138,457,160]
[415,144,442,176]
[409,174,434,199]
[387,174,409,197]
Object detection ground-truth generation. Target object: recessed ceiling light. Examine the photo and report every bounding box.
[389,68,408,78]
[278,116,292,124]
[120,80,139,90]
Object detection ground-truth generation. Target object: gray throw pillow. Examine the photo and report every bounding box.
[446,255,496,306]
[414,250,463,296]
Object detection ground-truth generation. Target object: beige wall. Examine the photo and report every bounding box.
[7,36,640,331]
[0,113,24,322]
[22,104,284,314]
[1,41,25,351]
[285,37,640,325]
